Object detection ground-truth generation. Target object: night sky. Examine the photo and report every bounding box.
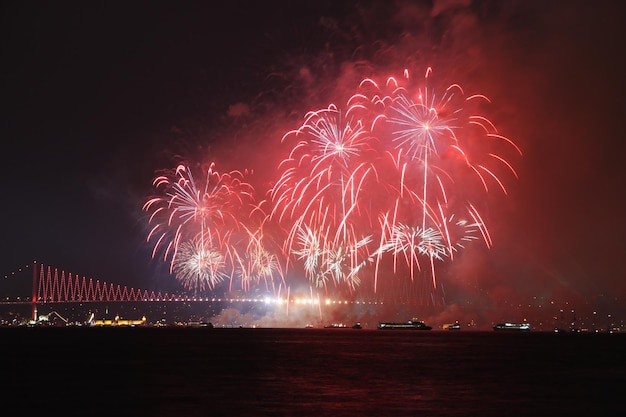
[2,1,625,323]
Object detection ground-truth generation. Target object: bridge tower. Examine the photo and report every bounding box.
[32,260,38,320]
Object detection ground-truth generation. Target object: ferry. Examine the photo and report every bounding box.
[493,322,530,331]
[324,323,348,329]
[443,321,461,330]
[378,319,432,330]
[323,322,363,329]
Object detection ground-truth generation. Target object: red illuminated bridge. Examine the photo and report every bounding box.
[3,262,384,320]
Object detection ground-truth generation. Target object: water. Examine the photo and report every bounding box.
[2,328,625,417]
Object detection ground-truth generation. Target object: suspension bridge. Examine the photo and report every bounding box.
[2,261,387,321]
[0,261,188,320]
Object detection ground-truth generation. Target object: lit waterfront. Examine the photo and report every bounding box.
[3,262,624,332]
[0,298,623,333]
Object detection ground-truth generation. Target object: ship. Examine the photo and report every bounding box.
[443,321,461,330]
[493,322,531,331]
[323,322,363,329]
[378,319,432,330]
[324,323,348,329]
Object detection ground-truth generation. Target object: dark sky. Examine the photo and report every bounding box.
[2,1,625,321]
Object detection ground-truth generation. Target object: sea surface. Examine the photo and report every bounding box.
[1,327,625,417]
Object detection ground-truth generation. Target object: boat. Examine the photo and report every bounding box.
[493,322,530,331]
[323,322,363,329]
[324,323,348,328]
[443,321,461,330]
[378,319,432,330]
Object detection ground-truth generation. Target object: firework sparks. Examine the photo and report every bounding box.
[347,68,521,290]
[234,226,286,293]
[143,162,261,293]
[145,66,521,304]
[173,238,227,292]
[292,224,372,291]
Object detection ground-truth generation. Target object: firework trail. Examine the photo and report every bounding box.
[270,105,377,231]
[143,163,258,291]
[269,105,382,291]
[347,67,522,290]
[292,223,372,291]
[173,236,227,292]
[233,220,287,294]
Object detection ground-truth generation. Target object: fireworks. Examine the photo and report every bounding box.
[235,228,286,293]
[143,162,260,291]
[173,237,227,292]
[347,67,521,289]
[292,223,372,290]
[270,105,379,233]
[144,67,521,304]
